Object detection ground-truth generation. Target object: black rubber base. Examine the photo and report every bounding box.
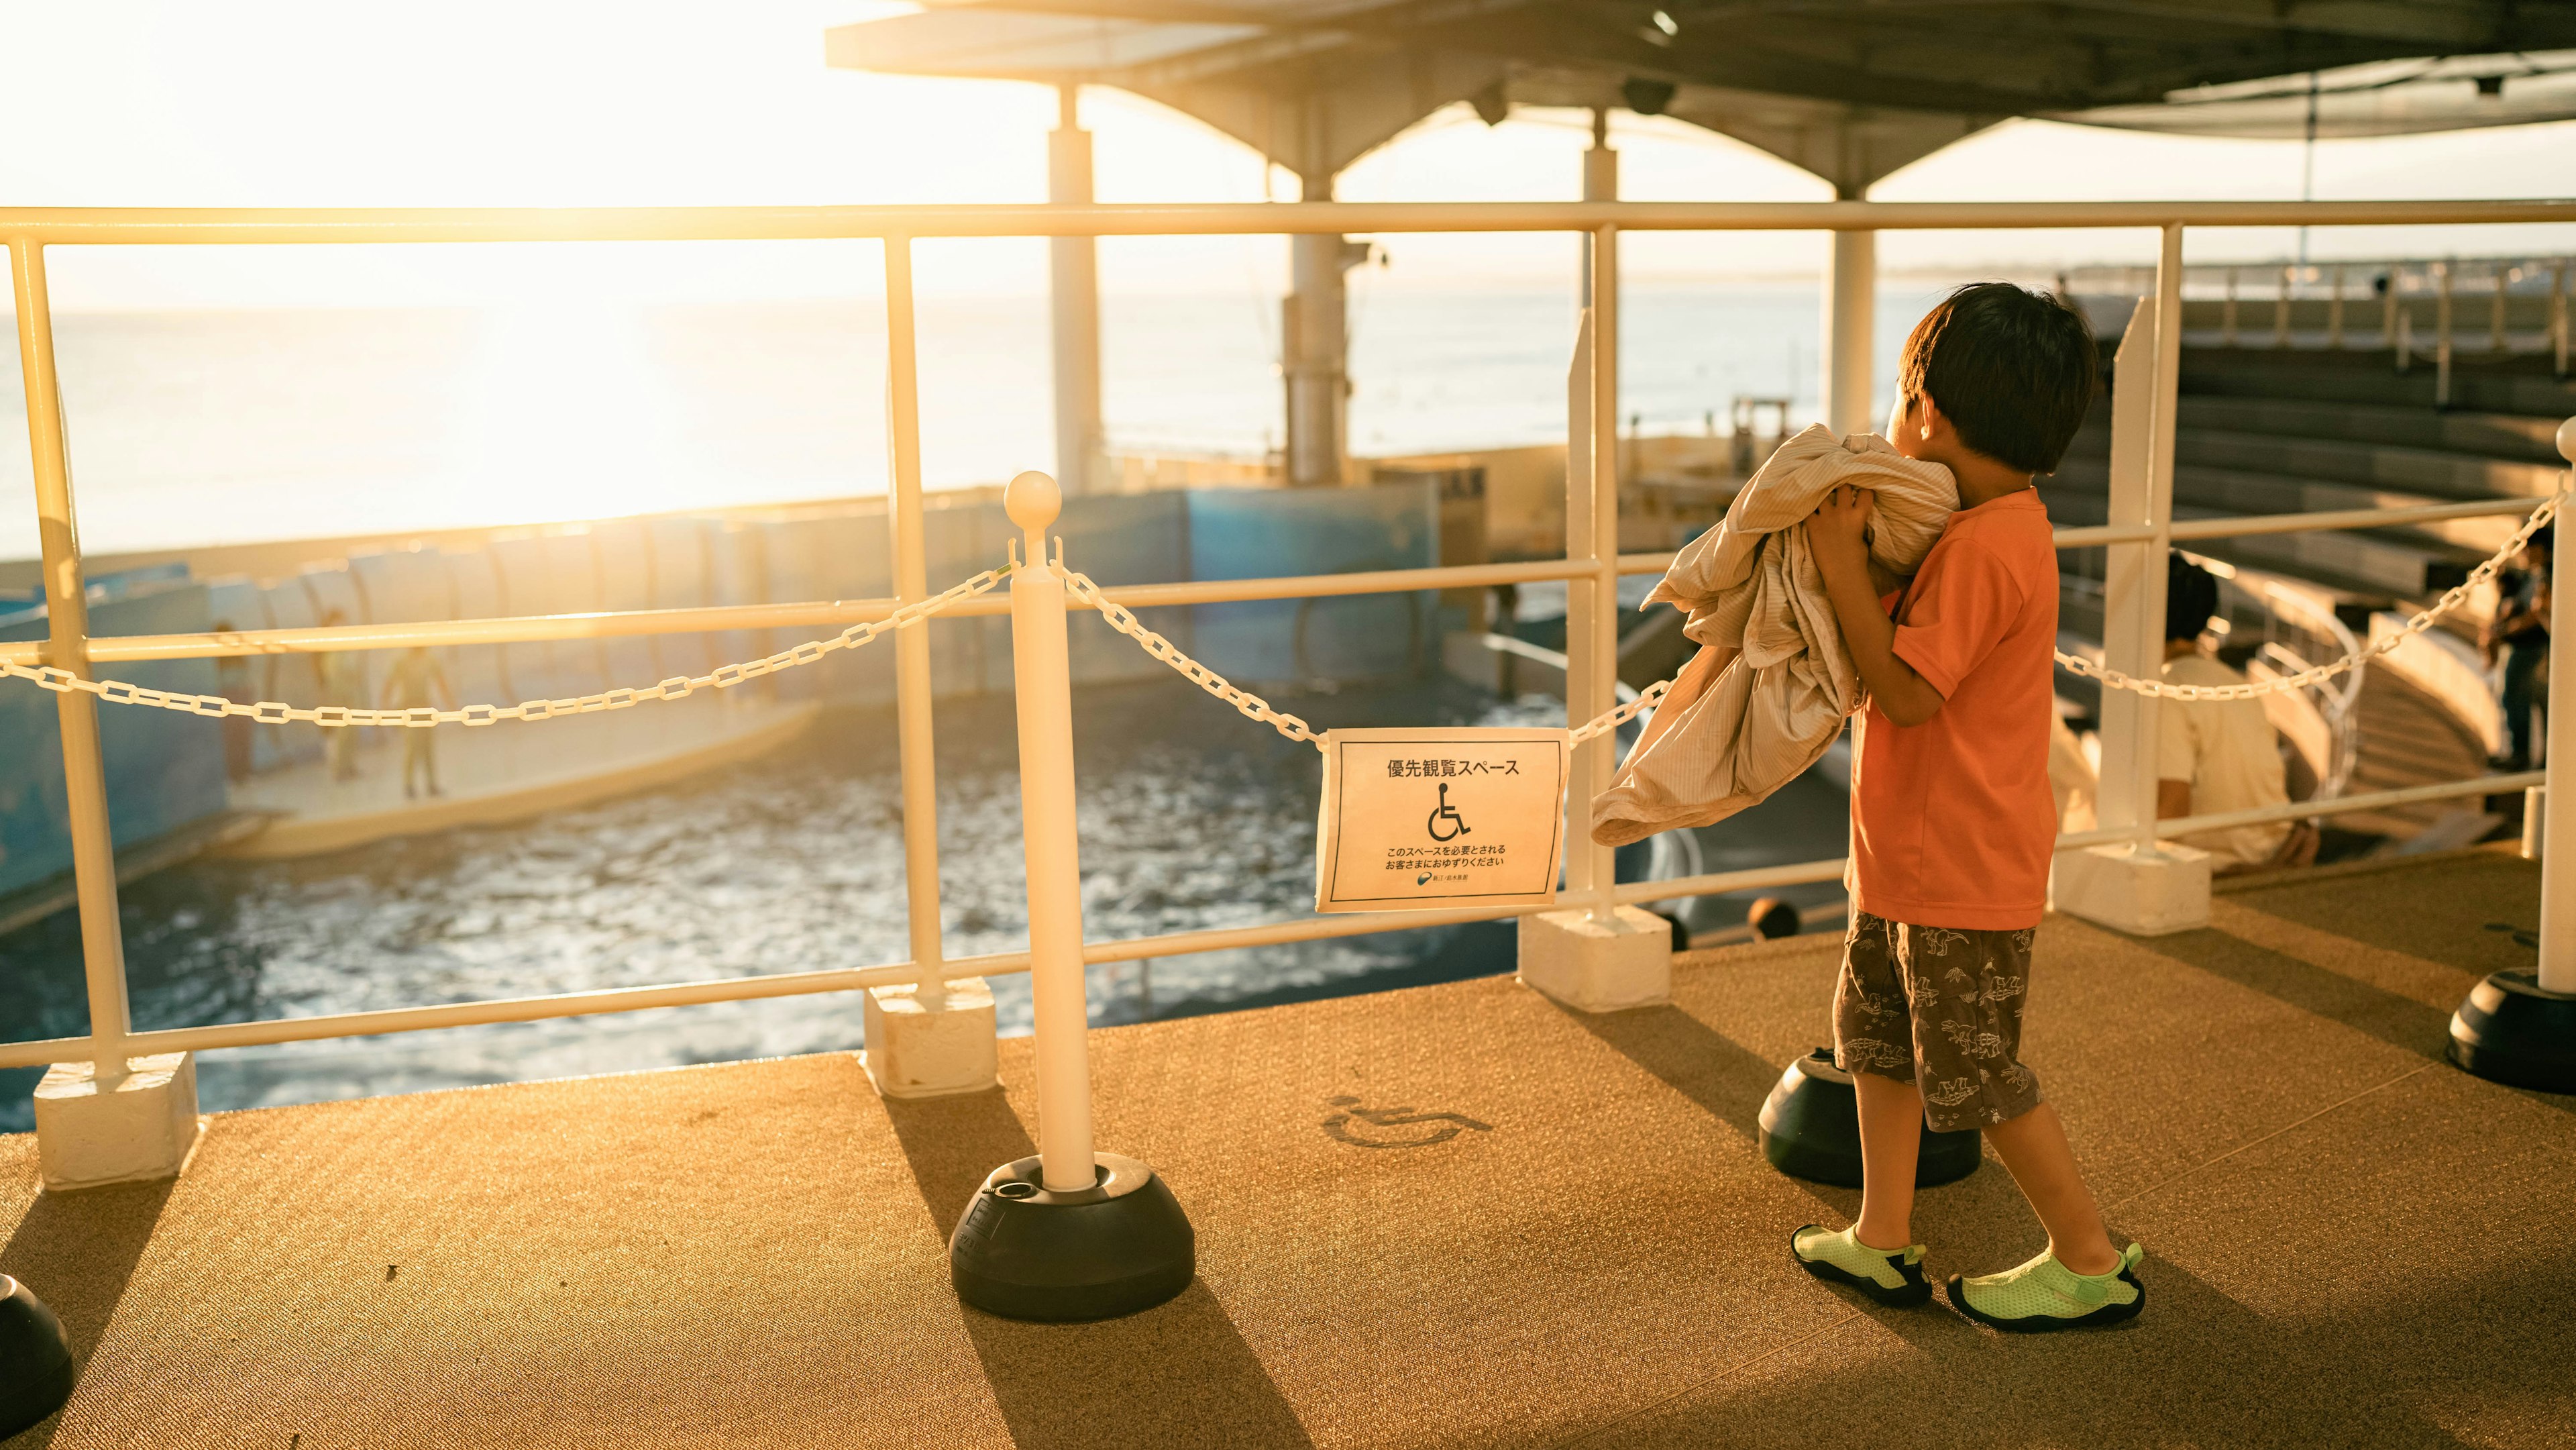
[1758,1048,1983,1188]
[0,1275,76,1440]
[949,1153,1195,1323]
[2449,970,2576,1093]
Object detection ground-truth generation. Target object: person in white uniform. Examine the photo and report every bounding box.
[2155,555,2314,872]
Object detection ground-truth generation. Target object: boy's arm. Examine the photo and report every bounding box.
[1805,486,1947,728]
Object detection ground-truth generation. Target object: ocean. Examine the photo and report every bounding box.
[0,281,1944,561]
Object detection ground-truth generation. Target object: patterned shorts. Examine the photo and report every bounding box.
[1832,911,2044,1133]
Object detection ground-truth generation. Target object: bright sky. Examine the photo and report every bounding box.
[3,0,2573,307]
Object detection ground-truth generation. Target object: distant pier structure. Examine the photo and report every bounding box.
[827,2,2576,487]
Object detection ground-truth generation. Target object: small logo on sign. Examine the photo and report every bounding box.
[1426,782,1470,841]
[1322,1095,1493,1149]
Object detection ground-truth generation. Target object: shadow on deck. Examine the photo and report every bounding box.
[3,847,2566,1448]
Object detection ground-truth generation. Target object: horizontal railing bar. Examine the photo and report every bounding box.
[1617,856,1850,906]
[7,199,2576,245]
[18,490,2539,668]
[2053,496,2554,549]
[2,768,2537,1068]
[3,558,1678,666]
[2053,770,2544,851]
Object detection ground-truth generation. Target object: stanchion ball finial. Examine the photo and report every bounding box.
[1006,471,1063,534]
[2556,414,2575,465]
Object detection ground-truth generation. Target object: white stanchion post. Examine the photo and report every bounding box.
[13,238,202,1190]
[2447,415,2576,1090]
[943,470,1194,1324]
[863,236,998,1099]
[1006,474,1099,1192]
[2536,419,2576,992]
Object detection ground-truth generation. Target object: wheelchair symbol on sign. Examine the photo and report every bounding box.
[1426,782,1470,842]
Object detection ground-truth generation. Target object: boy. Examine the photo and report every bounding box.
[1789,282,2145,1330]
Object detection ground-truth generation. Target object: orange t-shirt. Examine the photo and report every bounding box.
[1850,488,2059,930]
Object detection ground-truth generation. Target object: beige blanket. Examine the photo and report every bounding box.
[1591,426,1957,846]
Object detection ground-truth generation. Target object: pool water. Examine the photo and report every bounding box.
[0,674,1594,1128]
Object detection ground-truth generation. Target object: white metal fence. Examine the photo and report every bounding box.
[4,199,2573,1076]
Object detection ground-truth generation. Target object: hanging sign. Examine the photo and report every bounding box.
[1314,727,1572,914]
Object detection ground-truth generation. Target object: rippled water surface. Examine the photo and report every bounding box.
[1,676,1569,1127]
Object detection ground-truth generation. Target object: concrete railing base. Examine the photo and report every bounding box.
[34,1053,204,1190]
[863,979,1000,1099]
[2053,842,2212,936]
[1518,905,1672,1012]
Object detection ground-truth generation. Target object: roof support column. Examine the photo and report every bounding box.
[1821,203,1875,435]
[1048,85,1104,495]
[1283,169,1356,486]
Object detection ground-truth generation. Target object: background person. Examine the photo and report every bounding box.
[2483,524,2551,772]
[2155,555,2315,873]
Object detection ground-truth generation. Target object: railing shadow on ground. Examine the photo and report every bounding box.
[0,1174,178,1449]
[879,1088,1315,1449]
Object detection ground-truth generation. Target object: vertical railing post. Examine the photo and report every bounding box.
[2328,264,2345,349]
[1521,225,1666,1013]
[9,238,129,1081]
[2538,432,2576,992]
[2491,262,2510,356]
[861,235,1000,1099]
[2436,259,2455,407]
[15,236,201,1188]
[1047,84,1104,495]
[2273,264,2292,347]
[2554,258,2570,378]
[885,236,947,1011]
[1582,222,1620,922]
[2055,223,2210,937]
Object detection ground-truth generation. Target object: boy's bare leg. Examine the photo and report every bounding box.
[1982,1103,2119,1274]
[1852,1071,1925,1249]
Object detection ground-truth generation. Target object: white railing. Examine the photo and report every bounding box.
[5,198,2575,1077]
[2067,253,2574,385]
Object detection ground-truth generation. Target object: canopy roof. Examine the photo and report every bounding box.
[825,1,2576,194]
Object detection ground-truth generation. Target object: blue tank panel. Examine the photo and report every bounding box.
[441,549,514,706]
[1055,493,1187,686]
[1185,480,1438,686]
[590,519,661,691]
[644,518,712,682]
[256,577,327,764]
[298,565,374,721]
[0,582,227,898]
[203,576,296,774]
[350,547,462,719]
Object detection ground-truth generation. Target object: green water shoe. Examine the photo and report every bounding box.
[1790,1225,1931,1308]
[1947,1243,2145,1332]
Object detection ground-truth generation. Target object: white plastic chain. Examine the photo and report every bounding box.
[0,562,1016,727]
[2058,485,2566,702]
[1061,565,1660,750]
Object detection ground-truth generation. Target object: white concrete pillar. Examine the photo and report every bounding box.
[1048,85,1104,496]
[2056,227,2212,936]
[1285,170,1352,487]
[34,1055,203,1190]
[1822,222,1875,435]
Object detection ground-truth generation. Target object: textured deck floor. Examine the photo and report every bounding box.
[4,847,2570,1449]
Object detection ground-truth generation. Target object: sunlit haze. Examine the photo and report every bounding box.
[3,0,2572,309]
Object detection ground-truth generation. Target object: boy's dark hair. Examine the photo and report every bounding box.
[1897,281,2099,474]
[2166,553,2220,644]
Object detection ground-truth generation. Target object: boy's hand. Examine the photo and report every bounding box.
[1805,484,1874,578]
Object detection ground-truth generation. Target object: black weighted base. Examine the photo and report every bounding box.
[2449,970,2576,1094]
[950,1152,1195,1323]
[1,1276,76,1440]
[1758,1047,1983,1188]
